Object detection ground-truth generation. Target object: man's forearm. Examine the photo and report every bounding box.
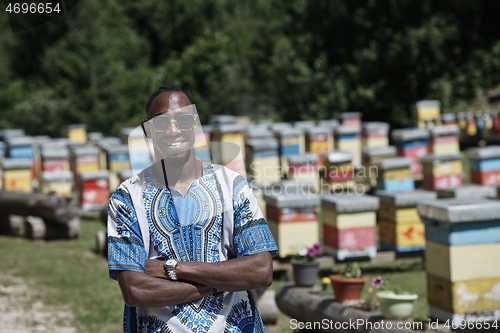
[117,270,213,307]
[146,252,273,292]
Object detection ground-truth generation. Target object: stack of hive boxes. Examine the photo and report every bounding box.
[2,136,36,192]
[293,121,316,154]
[211,123,247,177]
[274,127,301,176]
[287,153,319,189]
[428,125,460,155]
[415,100,440,129]
[62,124,87,144]
[104,144,131,192]
[39,146,72,197]
[334,125,362,165]
[392,128,429,180]
[245,131,280,185]
[336,112,362,126]
[377,190,436,252]
[321,151,354,193]
[361,122,390,148]
[418,199,500,322]
[362,146,397,188]
[321,194,379,260]
[467,146,500,186]
[421,155,463,191]
[374,157,414,192]
[263,188,320,258]
[305,127,333,166]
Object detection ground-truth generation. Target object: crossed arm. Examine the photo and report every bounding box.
[116,251,273,308]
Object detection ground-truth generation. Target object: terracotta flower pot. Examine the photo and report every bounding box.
[329,274,367,303]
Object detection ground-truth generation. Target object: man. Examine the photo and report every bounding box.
[107,85,278,333]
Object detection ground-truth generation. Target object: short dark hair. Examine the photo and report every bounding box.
[145,85,193,114]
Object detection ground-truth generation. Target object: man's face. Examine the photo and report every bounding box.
[145,91,197,162]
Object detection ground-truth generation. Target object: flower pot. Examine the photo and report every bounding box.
[329,274,367,303]
[292,262,319,287]
[376,290,418,319]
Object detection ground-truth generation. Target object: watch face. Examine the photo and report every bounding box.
[165,259,177,268]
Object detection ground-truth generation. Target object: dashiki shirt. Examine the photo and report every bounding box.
[107,161,278,333]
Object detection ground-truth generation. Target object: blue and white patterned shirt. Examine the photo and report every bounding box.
[108,162,278,333]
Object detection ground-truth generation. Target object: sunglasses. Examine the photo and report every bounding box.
[142,113,198,137]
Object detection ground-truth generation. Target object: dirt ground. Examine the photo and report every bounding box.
[0,274,78,333]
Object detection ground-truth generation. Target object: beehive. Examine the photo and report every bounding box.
[321,151,354,192]
[211,124,247,177]
[62,124,87,144]
[70,146,101,185]
[377,190,436,252]
[334,125,362,165]
[421,154,463,191]
[40,171,73,197]
[392,128,429,179]
[374,157,414,192]
[40,148,70,173]
[80,170,110,212]
[287,153,319,188]
[467,146,500,186]
[335,112,362,126]
[361,122,390,148]
[274,127,301,175]
[246,138,280,185]
[428,125,460,155]
[263,190,320,257]
[418,199,500,322]
[1,158,32,192]
[293,121,316,154]
[415,100,440,129]
[362,146,397,187]
[321,194,379,260]
[305,127,333,166]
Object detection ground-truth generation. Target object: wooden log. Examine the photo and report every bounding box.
[256,289,278,325]
[275,283,419,333]
[0,215,23,235]
[24,216,80,240]
[0,190,78,224]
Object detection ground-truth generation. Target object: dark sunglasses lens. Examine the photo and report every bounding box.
[176,114,195,130]
[152,115,171,131]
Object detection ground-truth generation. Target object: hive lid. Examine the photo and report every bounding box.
[71,146,100,156]
[263,191,320,208]
[334,125,361,135]
[391,128,429,141]
[437,185,497,199]
[65,124,87,130]
[306,127,332,136]
[362,122,390,131]
[466,146,500,160]
[321,194,379,212]
[96,137,122,149]
[246,138,279,150]
[317,119,339,129]
[270,122,293,132]
[105,144,130,155]
[214,123,246,133]
[420,154,462,164]
[322,151,353,164]
[274,127,301,137]
[362,146,397,158]
[1,158,32,169]
[287,153,318,165]
[0,129,25,141]
[41,148,69,159]
[245,127,273,139]
[417,199,500,223]
[42,171,73,181]
[335,112,362,119]
[293,121,316,130]
[374,157,413,170]
[430,125,459,137]
[415,100,440,108]
[87,132,103,141]
[376,190,437,207]
[6,136,35,147]
[79,170,110,180]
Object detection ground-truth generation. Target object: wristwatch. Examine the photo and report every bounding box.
[164,259,178,281]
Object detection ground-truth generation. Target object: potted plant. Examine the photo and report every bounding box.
[329,262,367,303]
[291,243,322,287]
[372,276,418,320]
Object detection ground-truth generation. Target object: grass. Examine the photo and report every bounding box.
[0,215,123,333]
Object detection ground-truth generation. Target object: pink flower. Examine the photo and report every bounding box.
[372,276,384,287]
[312,243,322,252]
[307,247,317,258]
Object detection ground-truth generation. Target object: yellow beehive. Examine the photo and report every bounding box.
[322,208,376,229]
[379,219,425,247]
[40,171,73,197]
[416,100,440,122]
[426,241,500,281]
[378,203,421,224]
[62,124,87,144]
[334,125,362,165]
[267,221,319,257]
[428,273,500,314]
[1,158,32,192]
[211,124,247,177]
[361,122,390,148]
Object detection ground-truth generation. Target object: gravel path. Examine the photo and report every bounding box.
[0,274,78,333]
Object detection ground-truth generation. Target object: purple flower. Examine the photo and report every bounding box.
[307,247,317,258]
[372,276,384,287]
[312,243,322,252]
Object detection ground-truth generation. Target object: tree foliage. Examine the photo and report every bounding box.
[1,0,500,136]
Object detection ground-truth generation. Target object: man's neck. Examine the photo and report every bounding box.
[153,153,202,189]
